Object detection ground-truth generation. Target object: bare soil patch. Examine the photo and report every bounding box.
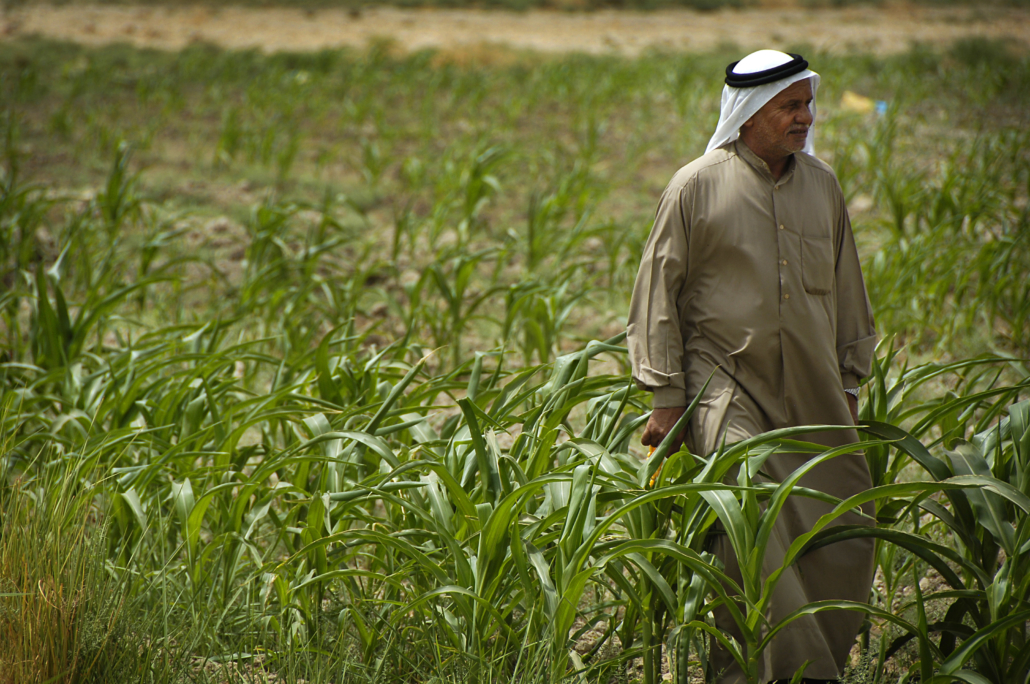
[3,3,1029,55]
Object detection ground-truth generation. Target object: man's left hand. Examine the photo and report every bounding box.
[847,393,859,424]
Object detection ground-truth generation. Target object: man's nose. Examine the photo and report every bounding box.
[797,105,814,126]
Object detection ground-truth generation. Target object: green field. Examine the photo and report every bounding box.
[1,34,1029,684]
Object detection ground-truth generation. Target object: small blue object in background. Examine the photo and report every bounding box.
[875,101,888,116]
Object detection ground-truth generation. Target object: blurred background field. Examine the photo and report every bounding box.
[3,0,1030,11]
[2,8,1030,684]
[4,2,1030,56]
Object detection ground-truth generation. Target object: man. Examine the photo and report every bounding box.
[627,51,877,683]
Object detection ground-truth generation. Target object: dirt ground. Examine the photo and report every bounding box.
[2,3,1029,56]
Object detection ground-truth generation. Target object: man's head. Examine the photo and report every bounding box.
[705,50,820,157]
[739,78,814,162]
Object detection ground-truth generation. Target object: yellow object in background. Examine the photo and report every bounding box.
[840,90,875,114]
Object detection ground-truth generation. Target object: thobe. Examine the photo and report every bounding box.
[627,140,878,683]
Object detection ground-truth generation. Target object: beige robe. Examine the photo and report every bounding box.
[627,140,878,683]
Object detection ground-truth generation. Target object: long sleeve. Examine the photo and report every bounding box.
[834,196,877,388]
[627,180,693,409]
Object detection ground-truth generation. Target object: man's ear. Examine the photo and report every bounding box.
[741,117,755,130]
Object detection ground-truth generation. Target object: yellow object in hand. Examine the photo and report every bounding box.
[648,445,663,488]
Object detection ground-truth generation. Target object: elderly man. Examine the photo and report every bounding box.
[627,51,877,683]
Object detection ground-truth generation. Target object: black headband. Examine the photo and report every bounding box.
[725,53,809,88]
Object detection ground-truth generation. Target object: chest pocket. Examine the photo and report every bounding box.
[801,235,834,295]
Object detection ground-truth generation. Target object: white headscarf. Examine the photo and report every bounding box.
[705,50,820,155]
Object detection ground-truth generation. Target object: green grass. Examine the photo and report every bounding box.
[1,35,1029,684]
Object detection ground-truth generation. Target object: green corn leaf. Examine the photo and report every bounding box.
[285,528,451,586]
[913,564,935,682]
[985,556,1012,624]
[373,414,427,437]
[589,538,749,633]
[51,275,72,350]
[559,464,594,557]
[171,478,195,525]
[73,277,169,359]
[607,412,651,453]
[243,499,273,540]
[398,585,517,643]
[605,560,644,612]
[801,524,983,591]
[680,552,712,622]
[488,364,544,419]
[625,551,678,617]
[422,472,455,536]
[597,382,633,446]
[466,351,485,402]
[342,606,377,664]
[458,397,502,503]
[485,430,512,495]
[937,609,1030,676]
[33,265,66,369]
[925,672,994,684]
[293,568,387,592]
[916,498,964,541]
[684,619,747,675]
[406,411,439,445]
[306,430,400,470]
[366,356,427,434]
[120,487,147,532]
[478,481,546,581]
[418,460,479,522]
[525,540,558,619]
[186,483,238,552]
[759,599,926,656]
[699,489,750,569]
[302,413,338,458]
[1008,399,1030,491]
[946,445,1020,554]
[314,333,342,406]
[860,421,953,481]
[509,522,536,609]
[788,661,813,684]
[946,474,1030,514]
[326,480,427,503]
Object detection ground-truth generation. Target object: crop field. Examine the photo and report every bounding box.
[1,27,1029,684]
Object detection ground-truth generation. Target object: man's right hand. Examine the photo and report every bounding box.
[641,406,688,450]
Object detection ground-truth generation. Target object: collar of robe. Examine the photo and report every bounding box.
[734,139,798,185]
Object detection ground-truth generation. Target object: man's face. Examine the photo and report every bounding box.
[741,79,814,157]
